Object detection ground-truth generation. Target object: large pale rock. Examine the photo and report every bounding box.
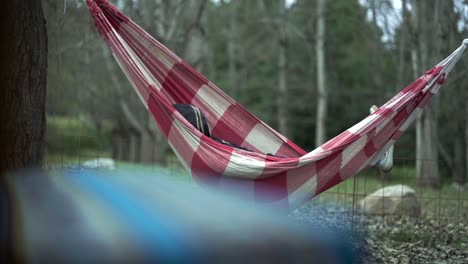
[82,158,116,170]
[359,185,421,217]
[451,182,465,192]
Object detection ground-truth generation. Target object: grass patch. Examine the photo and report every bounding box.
[44,151,112,168]
[45,116,112,156]
[44,153,193,182]
[115,161,191,181]
[44,148,468,218]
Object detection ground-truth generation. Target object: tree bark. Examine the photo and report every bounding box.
[410,0,423,182]
[453,138,464,185]
[146,113,167,165]
[465,95,468,185]
[418,110,439,187]
[0,1,48,174]
[396,0,408,90]
[277,0,289,137]
[228,1,238,98]
[414,0,441,187]
[369,0,383,103]
[315,0,327,146]
[369,0,389,180]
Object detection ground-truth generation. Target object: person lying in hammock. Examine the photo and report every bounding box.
[173,104,251,152]
[174,104,393,172]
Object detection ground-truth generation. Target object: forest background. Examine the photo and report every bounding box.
[43,0,468,187]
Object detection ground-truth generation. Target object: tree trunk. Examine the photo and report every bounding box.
[146,114,168,165]
[315,0,327,146]
[112,133,126,161]
[277,0,289,137]
[465,97,468,185]
[0,1,48,174]
[412,0,440,187]
[396,0,408,90]
[128,134,139,162]
[410,0,423,183]
[453,138,464,185]
[416,0,441,187]
[418,110,440,187]
[228,1,238,98]
[369,0,383,103]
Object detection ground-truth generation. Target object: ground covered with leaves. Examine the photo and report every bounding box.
[290,203,468,264]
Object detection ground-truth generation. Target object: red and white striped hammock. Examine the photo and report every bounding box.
[86,0,467,210]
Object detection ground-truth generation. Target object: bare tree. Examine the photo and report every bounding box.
[315,0,327,146]
[396,0,409,90]
[466,97,468,186]
[0,1,47,174]
[464,8,468,188]
[369,0,383,102]
[227,1,239,98]
[411,0,443,187]
[277,0,289,137]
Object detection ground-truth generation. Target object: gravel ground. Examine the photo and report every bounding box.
[290,202,468,264]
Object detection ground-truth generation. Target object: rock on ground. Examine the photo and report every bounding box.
[359,185,421,217]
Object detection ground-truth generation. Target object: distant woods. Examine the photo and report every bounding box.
[42,0,467,186]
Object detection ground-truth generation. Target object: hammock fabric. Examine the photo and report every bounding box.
[86,0,467,210]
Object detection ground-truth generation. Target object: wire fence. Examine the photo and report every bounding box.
[44,135,468,245]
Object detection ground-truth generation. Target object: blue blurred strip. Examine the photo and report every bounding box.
[64,169,191,262]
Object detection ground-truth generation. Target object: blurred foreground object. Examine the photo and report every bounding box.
[1,169,361,263]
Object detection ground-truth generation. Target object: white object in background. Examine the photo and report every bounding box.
[82,158,116,170]
[359,184,421,217]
